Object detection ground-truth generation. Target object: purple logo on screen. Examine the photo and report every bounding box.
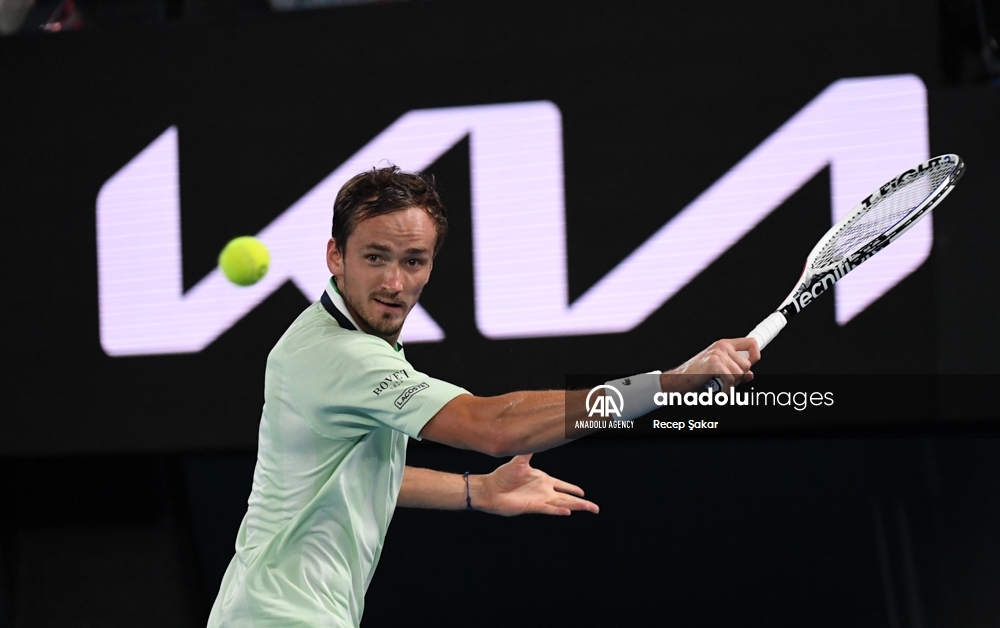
[96,75,930,356]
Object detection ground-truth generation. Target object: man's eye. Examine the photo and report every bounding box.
[407,259,424,267]
[366,254,381,262]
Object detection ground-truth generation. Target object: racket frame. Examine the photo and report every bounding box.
[703,154,965,393]
[749,153,965,352]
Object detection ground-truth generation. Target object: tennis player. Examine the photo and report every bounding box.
[207,166,759,627]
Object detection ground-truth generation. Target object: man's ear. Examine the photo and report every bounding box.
[326,238,344,276]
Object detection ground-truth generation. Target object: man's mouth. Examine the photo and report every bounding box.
[373,297,404,310]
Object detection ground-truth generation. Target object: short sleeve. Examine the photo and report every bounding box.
[281,330,469,440]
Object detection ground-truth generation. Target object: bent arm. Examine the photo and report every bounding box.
[418,390,587,458]
[399,456,599,516]
[418,337,759,457]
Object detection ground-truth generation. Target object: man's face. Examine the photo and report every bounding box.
[326,206,436,345]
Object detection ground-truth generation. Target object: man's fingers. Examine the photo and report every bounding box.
[664,337,761,393]
[530,504,569,516]
[731,337,761,362]
[715,340,757,382]
[552,479,586,497]
[714,354,744,387]
[511,453,532,465]
[707,342,748,374]
[720,342,754,371]
[551,494,599,514]
[727,354,752,381]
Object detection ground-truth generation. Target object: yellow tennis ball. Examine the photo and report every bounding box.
[219,236,270,286]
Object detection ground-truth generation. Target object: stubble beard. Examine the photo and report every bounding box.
[341,284,408,338]
[365,304,406,337]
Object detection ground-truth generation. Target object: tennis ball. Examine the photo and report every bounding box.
[219,236,270,286]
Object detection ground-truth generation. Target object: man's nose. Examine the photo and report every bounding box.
[382,265,404,292]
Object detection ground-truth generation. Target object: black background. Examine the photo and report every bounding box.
[1,0,999,625]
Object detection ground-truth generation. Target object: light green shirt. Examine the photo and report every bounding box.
[209,280,468,627]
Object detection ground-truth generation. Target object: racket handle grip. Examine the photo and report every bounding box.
[746,311,787,352]
[703,312,787,393]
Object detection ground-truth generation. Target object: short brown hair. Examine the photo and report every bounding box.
[332,166,448,257]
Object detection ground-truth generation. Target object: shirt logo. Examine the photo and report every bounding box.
[372,369,410,396]
[394,382,429,409]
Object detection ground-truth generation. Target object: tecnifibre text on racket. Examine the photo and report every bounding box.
[706,154,965,392]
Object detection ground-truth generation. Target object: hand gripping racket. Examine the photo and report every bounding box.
[706,154,965,392]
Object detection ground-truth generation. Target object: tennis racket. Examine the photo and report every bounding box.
[706,153,965,392]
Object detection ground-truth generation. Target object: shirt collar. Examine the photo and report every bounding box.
[320,278,403,351]
[321,278,362,331]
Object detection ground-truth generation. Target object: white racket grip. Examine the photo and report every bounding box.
[705,312,787,393]
[746,311,787,353]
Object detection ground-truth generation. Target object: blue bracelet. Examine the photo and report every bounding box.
[464,471,473,511]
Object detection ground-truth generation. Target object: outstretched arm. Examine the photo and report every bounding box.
[419,337,759,457]
[398,455,599,516]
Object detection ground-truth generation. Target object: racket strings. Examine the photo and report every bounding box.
[812,163,954,269]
